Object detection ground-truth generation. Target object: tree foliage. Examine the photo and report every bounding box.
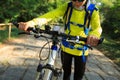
[0,0,57,22]
[99,0,120,39]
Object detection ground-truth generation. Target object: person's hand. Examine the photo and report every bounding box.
[86,35,99,47]
[18,22,29,31]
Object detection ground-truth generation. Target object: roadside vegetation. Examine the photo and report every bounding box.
[0,0,120,67]
[0,26,20,43]
[96,34,120,66]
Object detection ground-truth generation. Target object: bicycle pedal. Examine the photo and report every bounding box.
[54,68,62,76]
[37,64,43,72]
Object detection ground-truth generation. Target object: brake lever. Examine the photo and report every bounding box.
[98,37,104,45]
[18,32,30,35]
[12,21,19,28]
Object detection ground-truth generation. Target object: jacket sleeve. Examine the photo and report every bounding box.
[26,3,68,27]
[88,10,102,38]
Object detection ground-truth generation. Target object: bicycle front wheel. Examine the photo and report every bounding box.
[43,69,53,80]
[35,72,41,80]
[44,69,63,80]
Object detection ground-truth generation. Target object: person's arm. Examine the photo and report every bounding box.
[89,10,102,38]
[86,10,102,46]
[19,3,68,31]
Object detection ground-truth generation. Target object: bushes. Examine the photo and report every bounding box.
[98,0,120,40]
[101,1,120,40]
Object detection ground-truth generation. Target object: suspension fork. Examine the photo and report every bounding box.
[42,44,58,80]
[47,34,59,66]
[47,45,58,65]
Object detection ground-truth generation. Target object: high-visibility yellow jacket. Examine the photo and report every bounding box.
[27,2,102,56]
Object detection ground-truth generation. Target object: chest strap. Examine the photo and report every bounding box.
[62,39,88,62]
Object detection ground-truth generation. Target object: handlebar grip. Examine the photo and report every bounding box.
[79,37,104,45]
[12,22,34,31]
[98,37,104,45]
[12,22,19,28]
[27,27,34,31]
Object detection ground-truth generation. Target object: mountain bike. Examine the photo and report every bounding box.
[13,23,104,80]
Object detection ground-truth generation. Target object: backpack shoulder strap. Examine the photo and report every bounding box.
[63,2,73,33]
[84,4,98,35]
[63,2,72,19]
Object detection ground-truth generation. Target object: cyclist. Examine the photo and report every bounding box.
[18,0,102,80]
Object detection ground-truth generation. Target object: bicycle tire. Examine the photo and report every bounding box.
[35,68,53,80]
[35,70,45,80]
[51,69,63,80]
[51,75,61,80]
[35,72,41,80]
[42,69,53,80]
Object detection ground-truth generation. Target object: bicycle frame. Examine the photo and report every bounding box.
[36,32,62,80]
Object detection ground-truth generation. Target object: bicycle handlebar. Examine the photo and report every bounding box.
[12,22,104,46]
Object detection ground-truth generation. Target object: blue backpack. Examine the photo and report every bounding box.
[63,2,98,35]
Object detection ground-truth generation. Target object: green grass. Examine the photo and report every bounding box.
[96,36,120,67]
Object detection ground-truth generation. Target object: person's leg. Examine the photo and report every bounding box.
[74,56,87,80]
[61,51,73,80]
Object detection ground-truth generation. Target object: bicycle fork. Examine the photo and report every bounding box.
[43,45,58,80]
[37,45,61,80]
